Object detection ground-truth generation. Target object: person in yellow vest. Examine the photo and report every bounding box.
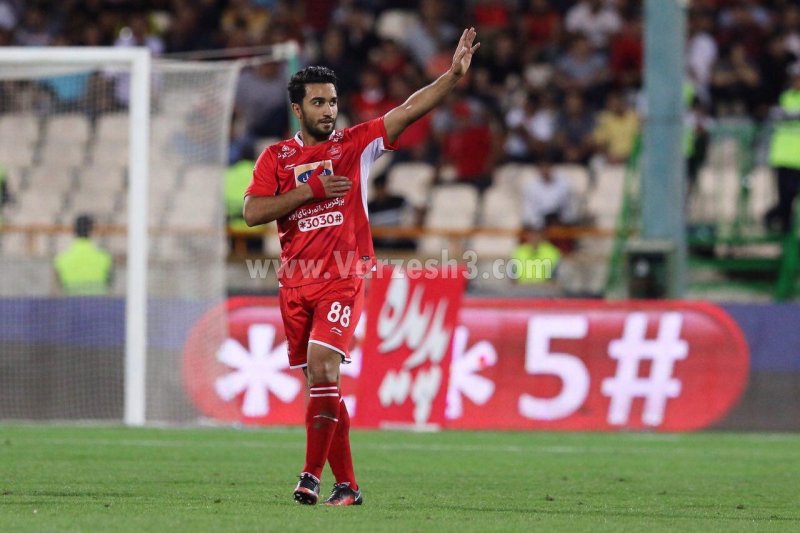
[54,215,112,295]
[225,145,262,253]
[511,224,562,285]
[766,65,800,233]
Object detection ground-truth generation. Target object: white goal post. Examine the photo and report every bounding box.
[0,47,151,426]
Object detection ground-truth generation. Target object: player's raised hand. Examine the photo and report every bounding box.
[319,174,351,198]
[450,27,480,78]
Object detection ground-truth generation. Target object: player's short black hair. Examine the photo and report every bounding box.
[288,66,338,104]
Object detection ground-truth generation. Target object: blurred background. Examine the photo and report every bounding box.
[0,0,799,428]
[2,0,799,300]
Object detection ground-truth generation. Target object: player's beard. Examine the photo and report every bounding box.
[303,115,335,142]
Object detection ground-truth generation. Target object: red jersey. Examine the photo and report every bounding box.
[245,117,396,287]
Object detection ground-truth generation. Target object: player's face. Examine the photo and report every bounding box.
[297,83,338,142]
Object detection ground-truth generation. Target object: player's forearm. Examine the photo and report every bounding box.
[243,186,313,226]
[385,70,462,142]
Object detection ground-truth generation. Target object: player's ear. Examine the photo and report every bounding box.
[291,102,302,119]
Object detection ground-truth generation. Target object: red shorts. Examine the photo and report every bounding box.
[279,276,365,369]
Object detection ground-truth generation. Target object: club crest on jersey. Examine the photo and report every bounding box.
[294,160,334,187]
[328,144,342,160]
[278,145,297,159]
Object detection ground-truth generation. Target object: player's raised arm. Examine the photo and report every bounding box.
[383,27,480,144]
[243,167,351,226]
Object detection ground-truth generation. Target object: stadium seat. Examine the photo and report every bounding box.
[39,140,87,167]
[25,166,75,193]
[76,165,126,192]
[552,164,591,197]
[748,166,776,221]
[44,114,91,146]
[68,189,118,218]
[418,184,479,255]
[469,186,521,258]
[375,10,416,42]
[0,113,40,145]
[386,161,435,208]
[587,164,625,230]
[0,141,36,168]
[89,139,130,169]
[95,112,129,144]
[492,163,539,194]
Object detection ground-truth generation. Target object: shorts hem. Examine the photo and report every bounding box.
[308,339,351,363]
[289,362,308,369]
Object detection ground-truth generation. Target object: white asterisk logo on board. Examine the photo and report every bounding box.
[214,324,302,417]
[446,326,498,420]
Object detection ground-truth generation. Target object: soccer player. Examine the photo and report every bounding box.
[243,28,479,506]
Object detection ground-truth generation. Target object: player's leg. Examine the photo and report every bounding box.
[279,287,323,505]
[294,341,342,505]
[315,278,365,506]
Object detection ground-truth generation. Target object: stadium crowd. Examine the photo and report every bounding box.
[1,0,799,244]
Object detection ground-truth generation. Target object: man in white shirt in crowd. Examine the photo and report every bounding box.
[522,158,579,229]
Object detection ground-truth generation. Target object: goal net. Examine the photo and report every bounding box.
[0,48,240,424]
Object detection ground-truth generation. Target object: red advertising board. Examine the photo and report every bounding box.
[445,300,749,431]
[182,296,749,431]
[183,297,364,426]
[354,266,467,429]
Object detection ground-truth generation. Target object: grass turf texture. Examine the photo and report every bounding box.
[1,426,799,532]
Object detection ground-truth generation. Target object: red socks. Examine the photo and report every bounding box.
[302,383,340,480]
[327,398,358,490]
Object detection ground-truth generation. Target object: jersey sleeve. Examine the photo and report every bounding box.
[346,116,399,154]
[244,148,279,197]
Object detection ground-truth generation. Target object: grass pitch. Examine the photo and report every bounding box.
[1,425,799,532]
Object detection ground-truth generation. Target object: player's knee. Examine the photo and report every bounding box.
[306,345,341,385]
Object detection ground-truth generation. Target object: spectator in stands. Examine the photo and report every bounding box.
[368,174,416,251]
[339,2,380,61]
[481,33,523,92]
[404,0,458,68]
[521,158,579,230]
[54,215,112,296]
[317,28,358,98]
[553,91,595,165]
[504,92,556,163]
[14,5,51,46]
[765,65,800,233]
[565,0,622,50]
[593,91,639,165]
[756,35,797,116]
[386,75,436,163]
[226,144,262,253]
[221,0,270,44]
[553,36,610,103]
[351,68,393,124]
[686,11,718,105]
[716,0,770,59]
[710,43,761,116]
[609,12,642,91]
[685,95,712,197]
[438,99,497,192]
[235,61,288,139]
[163,5,217,53]
[511,224,561,285]
[783,5,800,59]
[518,0,562,63]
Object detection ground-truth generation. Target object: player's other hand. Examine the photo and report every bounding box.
[320,174,351,198]
[450,27,480,78]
